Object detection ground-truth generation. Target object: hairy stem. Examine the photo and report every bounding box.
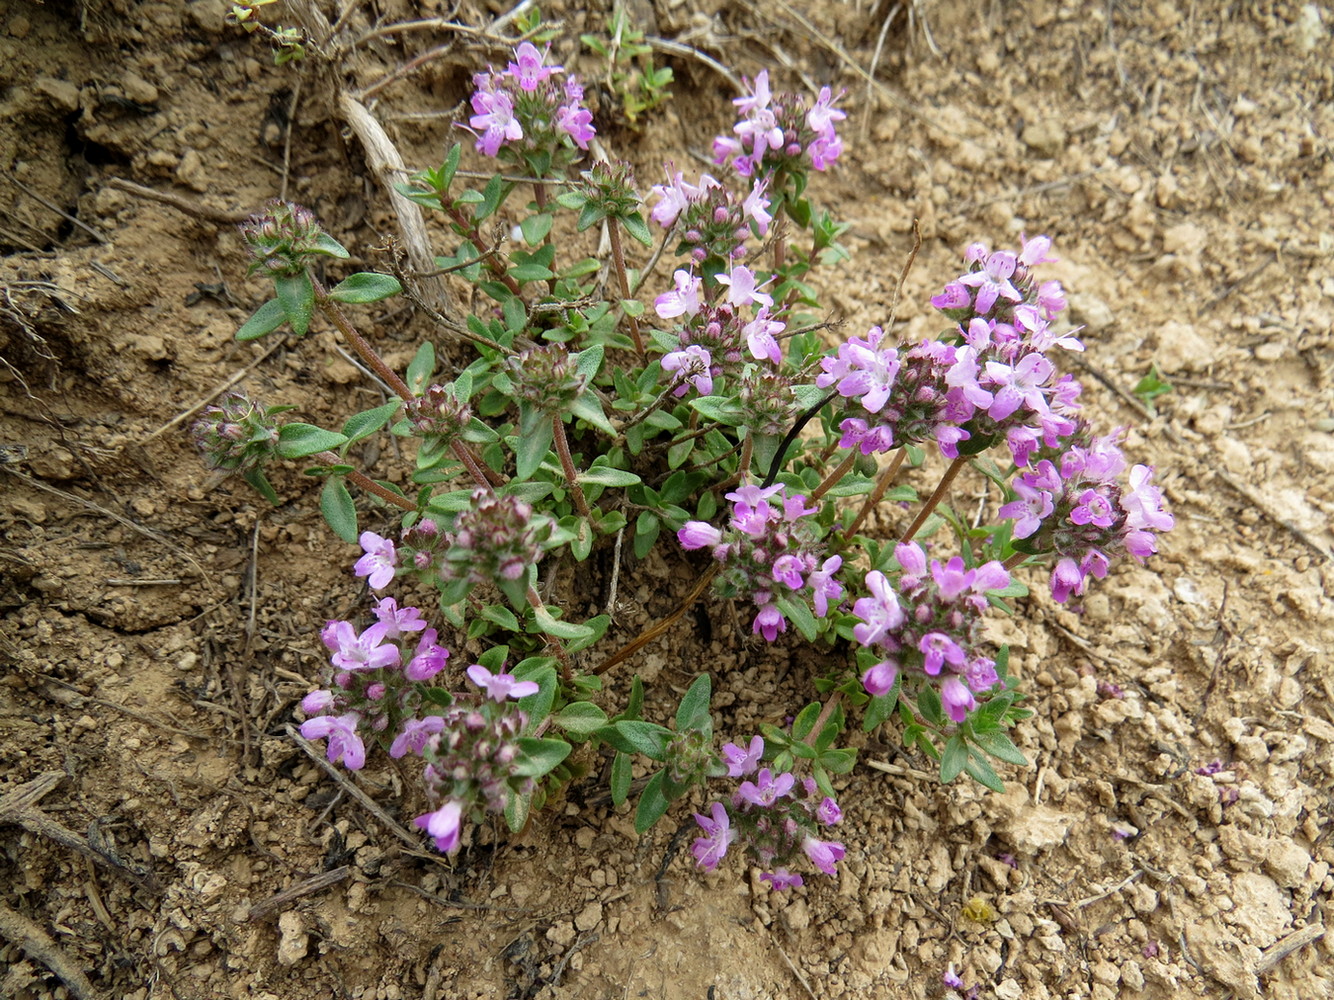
[808,691,844,746]
[843,448,906,541]
[898,454,967,544]
[607,220,645,356]
[1003,551,1029,571]
[551,415,592,518]
[315,451,416,510]
[312,278,412,401]
[809,451,858,503]
[526,584,574,681]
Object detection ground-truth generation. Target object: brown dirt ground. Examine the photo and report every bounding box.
[2,1,1333,998]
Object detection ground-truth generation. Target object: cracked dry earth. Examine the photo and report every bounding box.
[1,1,1333,999]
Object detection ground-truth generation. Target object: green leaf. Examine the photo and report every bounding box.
[971,730,1029,767]
[594,720,672,759]
[568,394,616,435]
[579,466,641,487]
[675,674,712,734]
[242,467,280,505]
[610,751,632,806]
[634,770,669,834]
[566,613,610,653]
[328,272,402,304]
[277,423,349,459]
[480,604,521,631]
[440,142,462,190]
[624,675,645,721]
[963,750,1005,792]
[342,401,402,443]
[573,344,605,384]
[553,701,609,737]
[512,737,572,777]
[310,233,350,259]
[689,395,743,424]
[475,173,505,221]
[818,747,857,775]
[236,298,287,341]
[940,734,968,783]
[775,594,818,642]
[320,477,358,543]
[531,603,594,641]
[519,212,554,245]
[633,511,659,559]
[620,212,653,247]
[274,272,315,336]
[791,702,820,743]
[917,686,944,727]
[503,787,532,833]
[513,414,554,481]
[515,664,557,723]
[406,341,436,395]
[863,691,897,731]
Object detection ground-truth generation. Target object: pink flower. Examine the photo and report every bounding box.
[654,269,703,319]
[801,835,845,876]
[808,556,843,616]
[466,663,539,702]
[861,659,898,697]
[300,712,366,770]
[722,736,764,777]
[414,799,464,853]
[506,42,559,91]
[389,715,445,758]
[372,597,427,638]
[661,344,714,396]
[941,676,977,722]
[691,801,734,871]
[737,768,796,808]
[405,629,450,681]
[742,180,772,236]
[852,570,904,647]
[354,531,398,591]
[760,869,804,890]
[469,87,523,157]
[325,620,400,673]
[677,521,723,550]
[716,265,772,310]
[743,308,785,365]
[752,604,787,642]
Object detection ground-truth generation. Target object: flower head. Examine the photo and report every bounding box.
[466,664,540,702]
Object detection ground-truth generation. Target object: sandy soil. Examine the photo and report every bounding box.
[2,1,1332,998]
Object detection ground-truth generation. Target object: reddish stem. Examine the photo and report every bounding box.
[312,279,412,401]
[898,455,967,544]
[809,451,858,503]
[843,448,906,542]
[607,220,645,356]
[551,415,592,518]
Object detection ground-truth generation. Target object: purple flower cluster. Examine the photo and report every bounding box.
[468,42,594,159]
[819,331,961,457]
[411,663,538,854]
[853,544,1010,721]
[821,236,1085,465]
[655,265,786,375]
[648,167,772,264]
[678,483,842,641]
[712,70,846,178]
[191,391,280,473]
[299,596,452,770]
[999,430,1174,602]
[932,236,1068,334]
[403,384,473,443]
[391,491,541,588]
[692,736,845,889]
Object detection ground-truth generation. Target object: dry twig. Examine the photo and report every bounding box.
[0,902,103,1000]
